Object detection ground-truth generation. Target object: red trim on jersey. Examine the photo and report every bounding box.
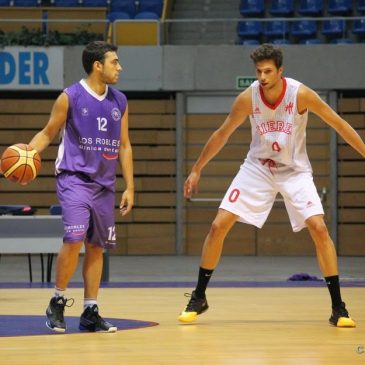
[259,77,287,110]
[102,153,118,160]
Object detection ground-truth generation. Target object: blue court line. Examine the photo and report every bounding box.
[0,315,158,337]
[1,281,365,289]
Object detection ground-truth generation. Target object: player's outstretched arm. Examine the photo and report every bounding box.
[184,88,252,199]
[298,85,365,159]
[29,93,69,154]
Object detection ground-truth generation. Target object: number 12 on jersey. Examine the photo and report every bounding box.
[97,117,107,132]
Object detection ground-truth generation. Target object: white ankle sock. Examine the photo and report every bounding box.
[54,287,66,298]
[84,299,97,309]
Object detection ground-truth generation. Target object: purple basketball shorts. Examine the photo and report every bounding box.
[56,172,116,248]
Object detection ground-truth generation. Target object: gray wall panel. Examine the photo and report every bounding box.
[194,45,255,91]
[116,46,163,91]
[63,46,163,91]
[62,44,365,92]
[63,46,85,86]
[162,46,196,90]
[165,45,365,91]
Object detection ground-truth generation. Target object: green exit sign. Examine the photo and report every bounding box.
[236,76,256,89]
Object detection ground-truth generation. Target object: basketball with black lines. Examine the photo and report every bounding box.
[1,144,41,184]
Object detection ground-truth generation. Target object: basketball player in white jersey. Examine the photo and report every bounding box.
[178,44,365,327]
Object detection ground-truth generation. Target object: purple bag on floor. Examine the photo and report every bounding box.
[288,272,323,281]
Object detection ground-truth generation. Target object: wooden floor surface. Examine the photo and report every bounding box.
[0,287,364,365]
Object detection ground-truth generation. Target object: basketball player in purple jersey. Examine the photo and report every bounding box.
[179,44,365,327]
[29,41,134,332]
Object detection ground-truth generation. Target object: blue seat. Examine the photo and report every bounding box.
[13,0,39,5]
[291,20,317,38]
[352,19,365,37]
[270,0,294,16]
[298,0,323,15]
[237,39,260,45]
[271,38,291,44]
[83,0,108,6]
[108,11,131,21]
[110,0,136,17]
[299,38,322,44]
[321,19,346,37]
[264,20,289,38]
[138,0,163,17]
[358,0,365,13]
[237,20,262,39]
[49,205,62,215]
[239,0,264,17]
[327,0,352,15]
[330,38,353,44]
[134,11,160,19]
[53,0,80,6]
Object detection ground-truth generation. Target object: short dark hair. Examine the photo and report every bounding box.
[250,43,283,69]
[82,41,118,75]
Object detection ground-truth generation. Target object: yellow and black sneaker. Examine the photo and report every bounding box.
[178,291,209,323]
[329,302,356,328]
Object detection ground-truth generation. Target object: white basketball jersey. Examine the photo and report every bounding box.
[247,77,312,172]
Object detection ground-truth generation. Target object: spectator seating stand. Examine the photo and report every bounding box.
[291,20,317,39]
[352,18,365,39]
[269,0,294,17]
[45,5,107,34]
[237,19,262,41]
[239,0,265,17]
[235,0,365,45]
[0,5,108,34]
[298,0,324,16]
[112,18,160,45]
[53,0,80,6]
[0,7,43,32]
[327,0,352,15]
[358,0,365,12]
[264,20,290,41]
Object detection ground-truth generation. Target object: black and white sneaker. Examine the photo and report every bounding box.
[79,304,117,332]
[46,296,74,333]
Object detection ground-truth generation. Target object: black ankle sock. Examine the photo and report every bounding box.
[195,267,214,298]
[325,275,342,308]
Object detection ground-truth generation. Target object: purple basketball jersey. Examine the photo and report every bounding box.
[55,79,127,191]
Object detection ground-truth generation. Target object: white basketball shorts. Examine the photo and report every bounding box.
[219,159,324,232]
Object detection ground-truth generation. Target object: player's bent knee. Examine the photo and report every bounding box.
[308,221,328,235]
[306,215,327,232]
[209,219,231,238]
[209,211,237,237]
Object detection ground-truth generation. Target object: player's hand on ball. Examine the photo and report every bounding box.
[0,144,41,184]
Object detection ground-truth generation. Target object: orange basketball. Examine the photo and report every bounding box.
[0,144,41,184]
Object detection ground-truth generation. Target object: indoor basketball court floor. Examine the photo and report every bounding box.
[0,255,364,365]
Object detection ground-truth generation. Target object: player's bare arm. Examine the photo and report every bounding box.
[29,92,69,154]
[184,88,252,199]
[119,104,134,216]
[298,85,365,159]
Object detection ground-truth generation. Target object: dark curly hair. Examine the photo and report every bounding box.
[250,43,283,69]
[82,41,118,75]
